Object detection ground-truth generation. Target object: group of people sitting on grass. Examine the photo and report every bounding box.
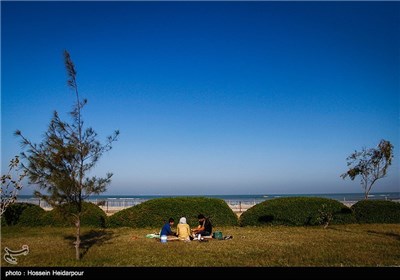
[160,214,212,241]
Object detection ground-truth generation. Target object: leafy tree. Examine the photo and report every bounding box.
[15,50,119,260]
[1,156,26,217]
[341,139,394,200]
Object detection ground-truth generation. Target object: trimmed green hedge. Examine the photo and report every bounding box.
[239,197,355,226]
[108,197,238,228]
[42,201,106,227]
[18,205,47,226]
[1,201,106,227]
[1,203,45,226]
[351,200,400,224]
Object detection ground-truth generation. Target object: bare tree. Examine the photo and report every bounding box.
[1,156,27,217]
[341,139,394,199]
[16,51,119,260]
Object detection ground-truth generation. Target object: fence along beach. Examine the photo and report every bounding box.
[16,192,400,216]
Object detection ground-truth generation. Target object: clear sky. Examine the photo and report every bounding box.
[1,1,399,196]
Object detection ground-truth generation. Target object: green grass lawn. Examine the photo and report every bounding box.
[1,224,399,267]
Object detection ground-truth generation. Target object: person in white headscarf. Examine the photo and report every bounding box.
[176,217,192,241]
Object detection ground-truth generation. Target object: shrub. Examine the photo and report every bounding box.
[351,200,400,224]
[18,205,46,226]
[1,203,44,226]
[239,197,355,226]
[42,201,106,227]
[108,197,238,228]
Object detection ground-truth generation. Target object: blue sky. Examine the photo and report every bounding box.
[1,1,399,195]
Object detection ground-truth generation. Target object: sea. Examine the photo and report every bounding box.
[16,192,400,208]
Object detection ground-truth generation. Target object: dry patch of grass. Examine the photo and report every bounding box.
[1,224,399,267]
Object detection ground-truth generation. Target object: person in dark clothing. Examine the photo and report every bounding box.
[160,218,175,236]
[191,214,212,236]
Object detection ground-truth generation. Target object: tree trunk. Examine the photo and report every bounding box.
[365,185,369,200]
[75,217,81,260]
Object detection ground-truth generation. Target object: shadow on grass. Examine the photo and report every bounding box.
[367,230,400,241]
[328,226,400,241]
[326,226,360,234]
[64,229,114,258]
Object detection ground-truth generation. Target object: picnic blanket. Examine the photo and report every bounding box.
[145,233,232,241]
[146,233,180,241]
[146,233,160,239]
